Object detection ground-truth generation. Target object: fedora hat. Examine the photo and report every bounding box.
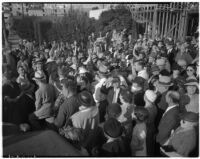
[158,75,173,86]
[184,79,199,88]
[32,71,46,81]
[180,112,199,123]
[34,58,43,64]
[77,91,95,107]
[103,118,123,138]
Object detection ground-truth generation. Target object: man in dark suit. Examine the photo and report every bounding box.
[156,91,181,146]
[166,40,177,67]
[106,76,122,105]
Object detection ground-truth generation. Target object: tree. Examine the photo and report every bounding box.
[46,9,96,45]
[97,4,137,39]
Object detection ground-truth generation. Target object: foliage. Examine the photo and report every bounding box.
[96,4,137,39]
[46,9,96,45]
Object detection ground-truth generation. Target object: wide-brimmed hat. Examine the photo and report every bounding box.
[180,112,199,123]
[103,118,123,138]
[184,79,199,88]
[158,74,173,86]
[34,58,43,64]
[77,91,95,107]
[32,71,46,81]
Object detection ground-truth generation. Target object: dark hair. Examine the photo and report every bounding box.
[136,60,145,68]
[62,81,77,94]
[186,64,196,72]
[134,106,149,122]
[120,89,132,103]
[81,76,89,85]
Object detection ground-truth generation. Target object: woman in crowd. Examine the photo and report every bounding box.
[2,28,199,157]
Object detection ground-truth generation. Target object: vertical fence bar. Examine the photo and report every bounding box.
[158,7,161,38]
[168,3,173,37]
[164,4,169,37]
[161,5,166,38]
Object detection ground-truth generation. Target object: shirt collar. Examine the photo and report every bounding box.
[165,104,178,114]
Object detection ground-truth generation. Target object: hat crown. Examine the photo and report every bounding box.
[78,91,94,107]
[34,71,45,79]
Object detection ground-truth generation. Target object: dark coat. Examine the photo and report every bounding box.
[156,106,180,145]
[167,48,177,66]
[100,138,128,157]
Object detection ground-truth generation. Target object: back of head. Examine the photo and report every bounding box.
[167,91,180,105]
[62,80,77,95]
[107,103,122,119]
[134,106,149,122]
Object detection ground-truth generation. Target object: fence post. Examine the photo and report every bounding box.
[152,5,158,39]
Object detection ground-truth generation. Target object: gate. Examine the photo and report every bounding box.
[126,3,198,41]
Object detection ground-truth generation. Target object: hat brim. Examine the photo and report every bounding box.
[32,77,46,81]
[158,81,173,87]
[103,125,123,139]
[184,82,199,88]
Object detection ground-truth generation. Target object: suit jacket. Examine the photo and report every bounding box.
[156,106,180,145]
[167,48,177,66]
[34,84,56,119]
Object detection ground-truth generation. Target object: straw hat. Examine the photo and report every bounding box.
[158,74,173,86]
[32,71,46,81]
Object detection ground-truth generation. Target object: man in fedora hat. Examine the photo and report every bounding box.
[98,118,127,156]
[29,71,56,130]
[160,112,198,157]
[155,70,173,112]
[93,63,110,123]
[69,91,99,151]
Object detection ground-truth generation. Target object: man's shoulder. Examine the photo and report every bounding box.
[61,96,79,108]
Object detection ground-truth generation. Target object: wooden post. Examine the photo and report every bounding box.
[145,7,148,34]
[152,5,158,38]
[183,6,188,40]
[164,4,169,37]
[178,3,183,41]
[158,9,161,38]
[161,6,165,38]
[168,3,173,37]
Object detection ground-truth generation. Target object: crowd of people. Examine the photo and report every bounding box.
[2,28,199,157]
